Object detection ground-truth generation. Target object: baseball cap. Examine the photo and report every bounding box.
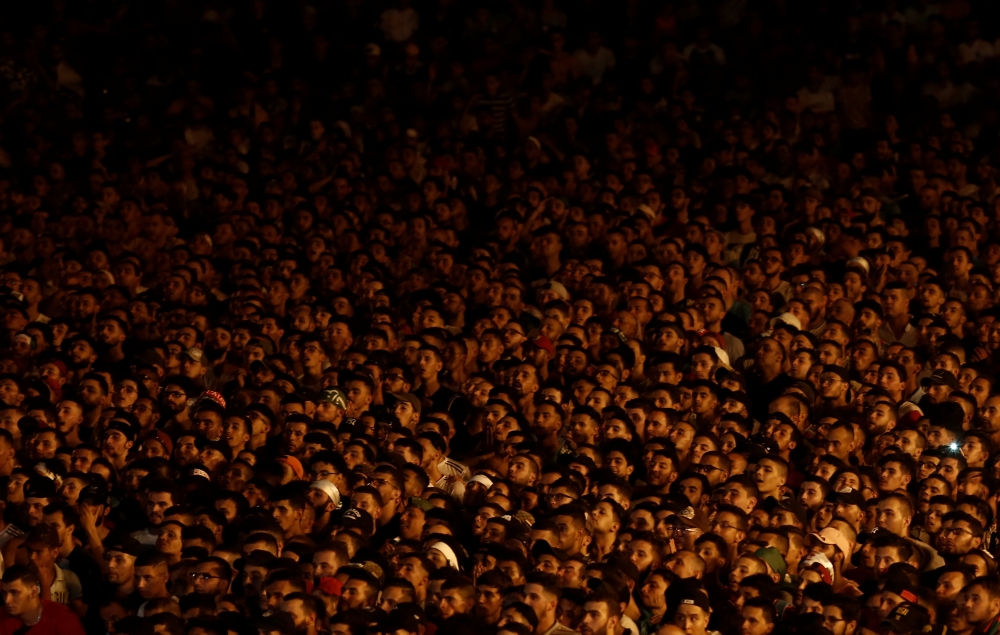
[828,488,865,508]
[387,392,422,414]
[104,420,136,440]
[921,369,957,389]
[808,527,851,556]
[882,603,929,634]
[754,546,787,578]
[339,507,375,535]
[23,476,57,500]
[179,348,205,364]
[883,568,920,603]
[317,576,343,597]
[670,506,710,533]
[79,482,111,507]
[801,552,834,585]
[675,589,711,612]
[319,389,348,409]
[531,540,568,562]
[105,537,145,557]
[770,496,808,526]
[822,365,850,382]
[276,455,304,480]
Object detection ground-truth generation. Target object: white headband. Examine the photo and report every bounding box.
[429,542,459,569]
[469,474,494,489]
[310,480,342,509]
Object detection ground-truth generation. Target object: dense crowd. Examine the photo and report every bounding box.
[5,1,1000,635]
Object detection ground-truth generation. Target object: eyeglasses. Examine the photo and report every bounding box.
[547,493,577,503]
[189,572,223,581]
[693,464,723,474]
[944,528,976,538]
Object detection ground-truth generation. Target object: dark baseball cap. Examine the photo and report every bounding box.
[531,540,568,562]
[828,488,865,508]
[921,369,957,389]
[338,507,375,536]
[882,602,931,634]
[79,482,110,507]
[105,537,146,557]
[104,420,136,440]
[23,476,57,500]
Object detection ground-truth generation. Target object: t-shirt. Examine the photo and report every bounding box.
[49,565,83,606]
[0,600,86,635]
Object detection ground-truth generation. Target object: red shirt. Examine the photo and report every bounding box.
[0,601,86,635]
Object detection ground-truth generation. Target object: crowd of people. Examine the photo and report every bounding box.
[4,1,1000,635]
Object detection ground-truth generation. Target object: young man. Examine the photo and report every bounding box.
[0,565,86,635]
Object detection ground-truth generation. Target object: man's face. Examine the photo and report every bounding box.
[579,601,616,635]
[964,585,1000,626]
[475,584,504,620]
[134,564,168,599]
[821,606,852,635]
[1,580,36,617]
[876,500,909,536]
[104,551,135,585]
[338,579,372,611]
[192,562,229,595]
[674,604,711,635]
[740,606,773,635]
[146,492,173,527]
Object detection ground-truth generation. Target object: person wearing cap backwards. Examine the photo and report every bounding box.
[101,419,135,471]
[0,564,85,635]
[673,588,716,635]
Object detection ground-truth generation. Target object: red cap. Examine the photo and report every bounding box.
[532,335,555,356]
[317,576,343,596]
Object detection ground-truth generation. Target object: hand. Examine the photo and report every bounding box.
[79,504,99,530]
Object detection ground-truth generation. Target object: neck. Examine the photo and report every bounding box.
[759,364,781,382]
[426,462,442,481]
[594,531,617,554]
[19,601,42,625]
[888,313,910,332]
[421,376,440,394]
[379,503,398,526]
[536,612,556,635]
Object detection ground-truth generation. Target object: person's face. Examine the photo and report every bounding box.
[674,605,711,635]
[876,499,910,536]
[579,601,617,635]
[963,585,1000,626]
[1,579,37,617]
[134,564,169,599]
